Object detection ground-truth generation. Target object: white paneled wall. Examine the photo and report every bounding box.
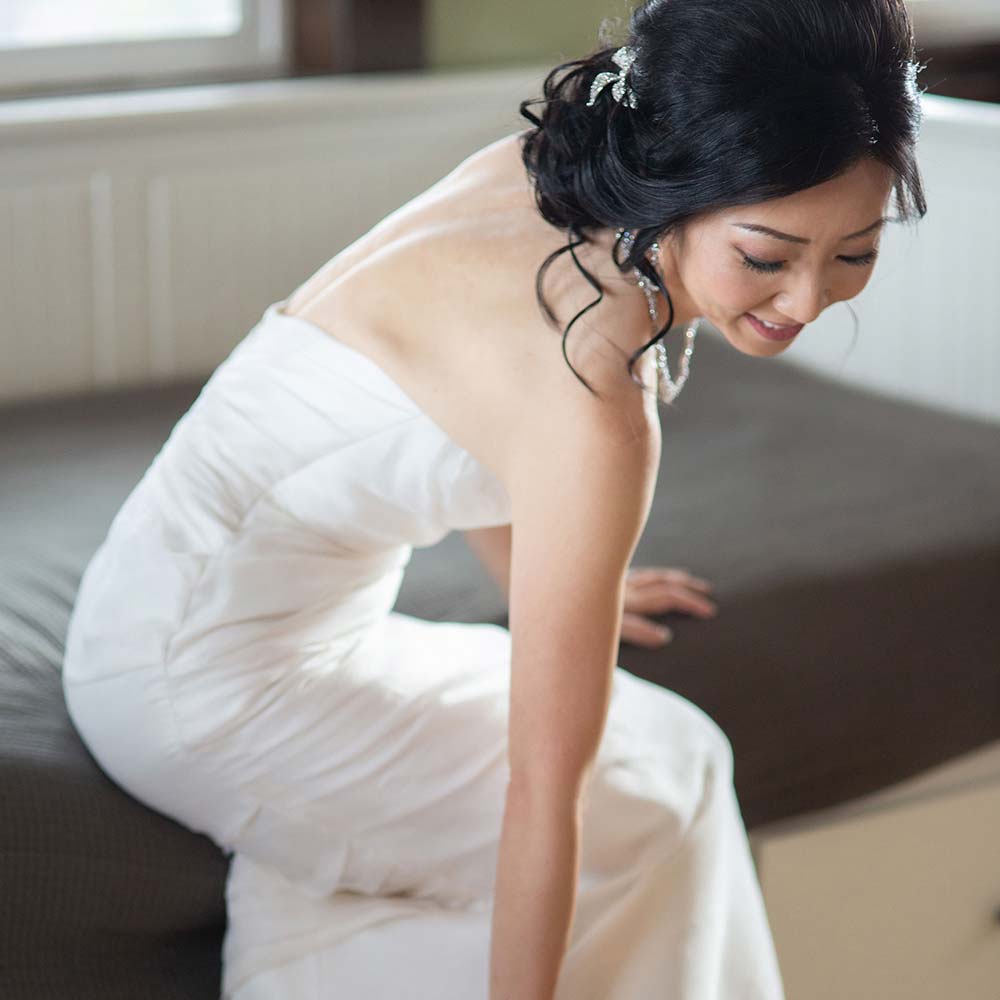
[0,68,537,402]
[0,71,998,425]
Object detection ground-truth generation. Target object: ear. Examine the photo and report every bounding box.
[659,225,686,274]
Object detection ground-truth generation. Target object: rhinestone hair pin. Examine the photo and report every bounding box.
[586,45,639,109]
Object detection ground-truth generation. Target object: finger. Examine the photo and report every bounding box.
[626,586,718,618]
[632,567,714,593]
[620,612,673,648]
[671,591,718,617]
[663,569,713,592]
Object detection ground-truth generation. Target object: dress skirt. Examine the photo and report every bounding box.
[64,608,786,999]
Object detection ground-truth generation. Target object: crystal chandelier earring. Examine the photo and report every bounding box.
[615,228,699,404]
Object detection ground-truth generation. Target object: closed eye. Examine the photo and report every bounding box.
[740,250,879,274]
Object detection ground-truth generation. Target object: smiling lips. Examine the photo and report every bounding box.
[745,313,804,341]
[752,314,795,329]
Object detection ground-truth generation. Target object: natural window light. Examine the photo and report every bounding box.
[0,0,286,98]
[0,1,243,49]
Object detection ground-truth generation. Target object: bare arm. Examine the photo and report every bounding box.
[488,394,660,1000]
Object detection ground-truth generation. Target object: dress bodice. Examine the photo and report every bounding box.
[63,300,512,688]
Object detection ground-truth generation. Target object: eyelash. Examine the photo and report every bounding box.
[740,251,879,274]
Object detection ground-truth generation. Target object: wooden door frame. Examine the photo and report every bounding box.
[291,0,426,75]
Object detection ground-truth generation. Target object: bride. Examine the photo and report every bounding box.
[62,1,927,998]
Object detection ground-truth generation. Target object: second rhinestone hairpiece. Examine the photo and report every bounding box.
[586,45,639,109]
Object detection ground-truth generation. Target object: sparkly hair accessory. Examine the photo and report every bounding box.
[586,45,639,109]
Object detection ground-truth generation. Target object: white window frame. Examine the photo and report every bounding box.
[907,0,1000,46]
[0,0,289,99]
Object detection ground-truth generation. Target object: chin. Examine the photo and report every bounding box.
[730,337,793,359]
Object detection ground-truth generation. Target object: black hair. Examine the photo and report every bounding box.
[518,0,929,400]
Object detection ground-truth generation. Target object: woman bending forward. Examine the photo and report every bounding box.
[63,1,927,998]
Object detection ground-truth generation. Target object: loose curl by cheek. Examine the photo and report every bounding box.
[518,0,929,402]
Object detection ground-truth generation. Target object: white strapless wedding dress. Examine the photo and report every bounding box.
[62,299,785,999]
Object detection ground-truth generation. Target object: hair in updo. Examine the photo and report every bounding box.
[518,0,928,399]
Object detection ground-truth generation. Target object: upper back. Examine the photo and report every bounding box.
[281,130,661,513]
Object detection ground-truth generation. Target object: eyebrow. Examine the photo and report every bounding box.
[730,217,888,245]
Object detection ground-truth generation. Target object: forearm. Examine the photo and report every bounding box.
[489,781,580,1000]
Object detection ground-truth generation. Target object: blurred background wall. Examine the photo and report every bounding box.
[426,0,626,70]
[429,0,1000,104]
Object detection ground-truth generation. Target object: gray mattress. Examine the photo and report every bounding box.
[2,328,998,998]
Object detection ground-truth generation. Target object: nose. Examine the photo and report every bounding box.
[776,275,832,325]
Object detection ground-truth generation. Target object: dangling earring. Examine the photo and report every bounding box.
[616,228,699,404]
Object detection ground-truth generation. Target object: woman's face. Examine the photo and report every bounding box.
[660,157,897,357]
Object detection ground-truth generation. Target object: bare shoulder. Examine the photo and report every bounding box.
[414,220,664,504]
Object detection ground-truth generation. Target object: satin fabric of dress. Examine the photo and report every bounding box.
[62,300,785,998]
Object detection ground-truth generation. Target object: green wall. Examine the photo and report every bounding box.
[426,0,637,70]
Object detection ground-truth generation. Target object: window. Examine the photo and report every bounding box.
[0,0,288,98]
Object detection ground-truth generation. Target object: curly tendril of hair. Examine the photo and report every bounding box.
[517,0,929,401]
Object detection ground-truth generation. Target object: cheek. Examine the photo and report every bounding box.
[850,267,876,293]
[707,258,761,308]
[681,250,772,313]
[831,267,874,303]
